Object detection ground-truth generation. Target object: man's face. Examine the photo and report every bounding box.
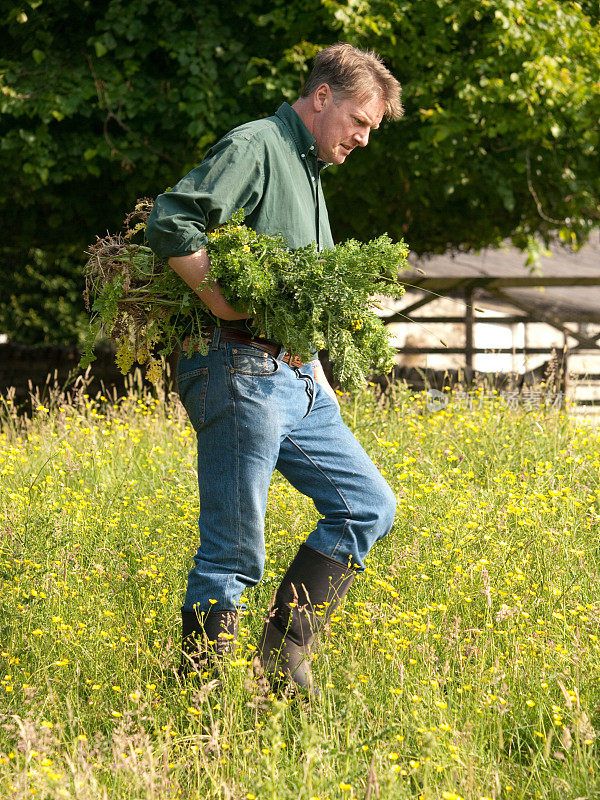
[312,86,385,165]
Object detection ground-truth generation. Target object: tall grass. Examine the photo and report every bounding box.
[1,381,599,799]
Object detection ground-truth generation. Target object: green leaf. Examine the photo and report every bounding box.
[94,40,107,58]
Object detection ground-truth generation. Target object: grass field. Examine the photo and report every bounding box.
[1,382,600,799]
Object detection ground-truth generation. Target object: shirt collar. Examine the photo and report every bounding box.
[275,102,318,161]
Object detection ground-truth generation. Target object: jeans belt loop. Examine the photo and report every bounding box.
[210,326,221,351]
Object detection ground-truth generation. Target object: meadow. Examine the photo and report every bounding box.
[1,381,600,799]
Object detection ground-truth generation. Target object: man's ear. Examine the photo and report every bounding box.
[313,83,331,112]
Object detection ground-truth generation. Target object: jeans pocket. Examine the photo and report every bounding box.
[177,367,209,430]
[231,346,280,376]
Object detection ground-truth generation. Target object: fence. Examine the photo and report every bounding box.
[387,275,600,403]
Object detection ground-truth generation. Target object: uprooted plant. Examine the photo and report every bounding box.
[81,200,409,391]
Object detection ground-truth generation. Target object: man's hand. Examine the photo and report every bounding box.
[312,360,340,409]
[168,249,251,321]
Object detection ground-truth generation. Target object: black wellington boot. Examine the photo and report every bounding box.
[179,607,238,680]
[256,544,356,697]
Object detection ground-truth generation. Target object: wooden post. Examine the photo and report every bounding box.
[465,286,474,384]
[562,334,569,398]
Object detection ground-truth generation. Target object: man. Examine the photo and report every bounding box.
[145,43,403,695]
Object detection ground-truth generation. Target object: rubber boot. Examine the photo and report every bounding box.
[256,544,356,697]
[179,607,238,679]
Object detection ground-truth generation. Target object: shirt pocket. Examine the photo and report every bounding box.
[231,346,280,377]
[177,366,209,430]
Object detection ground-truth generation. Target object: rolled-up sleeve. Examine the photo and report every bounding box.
[145,133,265,259]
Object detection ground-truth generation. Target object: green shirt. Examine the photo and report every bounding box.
[145,102,334,258]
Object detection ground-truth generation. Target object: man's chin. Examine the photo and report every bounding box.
[321,148,348,165]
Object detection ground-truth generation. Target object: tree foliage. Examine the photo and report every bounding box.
[1,0,599,343]
[317,0,600,254]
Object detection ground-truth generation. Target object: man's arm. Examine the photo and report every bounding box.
[168,249,250,321]
[146,134,264,266]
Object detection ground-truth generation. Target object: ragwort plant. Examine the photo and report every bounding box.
[81,203,409,391]
[1,382,600,799]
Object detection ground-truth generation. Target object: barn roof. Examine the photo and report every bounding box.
[407,229,600,321]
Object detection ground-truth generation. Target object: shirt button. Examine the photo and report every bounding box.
[301,154,306,159]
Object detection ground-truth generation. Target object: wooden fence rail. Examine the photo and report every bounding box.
[392,274,600,388]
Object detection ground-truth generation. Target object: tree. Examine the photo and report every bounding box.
[1,0,598,343]
[314,0,600,256]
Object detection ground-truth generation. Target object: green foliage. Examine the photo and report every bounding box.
[1,0,599,343]
[0,246,89,345]
[82,207,409,391]
[208,211,409,389]
[314,0,600,252]
[0,0,329,252]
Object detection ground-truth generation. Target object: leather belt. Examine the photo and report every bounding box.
[182,328,305,368]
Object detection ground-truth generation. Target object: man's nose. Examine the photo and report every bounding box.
[354,129,370,147]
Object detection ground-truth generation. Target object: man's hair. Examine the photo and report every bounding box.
[300,43,403,120]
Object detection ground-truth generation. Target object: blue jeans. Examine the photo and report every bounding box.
[177,327,397,613]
